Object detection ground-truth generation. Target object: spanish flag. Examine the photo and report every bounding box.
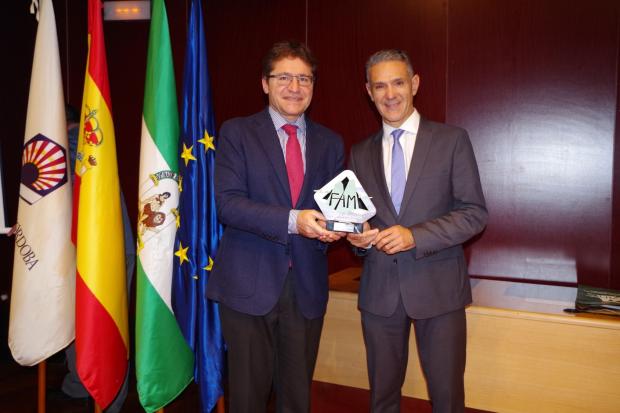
[73,0,128,408]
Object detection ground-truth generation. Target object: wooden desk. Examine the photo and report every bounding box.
[314,267,620,413]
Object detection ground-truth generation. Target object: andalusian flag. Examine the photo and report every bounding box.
[172,0,225,410]
[135,0,194,410]
[9,0,75,366]
[73,0,128,408]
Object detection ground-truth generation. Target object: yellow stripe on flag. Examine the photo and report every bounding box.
[76,72,128,348]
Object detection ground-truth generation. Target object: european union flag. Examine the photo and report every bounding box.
[172,0,224,411]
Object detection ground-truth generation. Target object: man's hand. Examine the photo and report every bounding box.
[297,209,344,242]
[374,225,415,255]
[347,222,379,248]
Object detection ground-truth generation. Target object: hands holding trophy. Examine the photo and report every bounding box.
[314,170,376,234]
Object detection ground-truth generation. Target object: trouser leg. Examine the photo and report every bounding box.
[219,272,323,413]
[274,274,323,413]
[219,304,275,413]
[361,298,411,413]
[414,308,466,413]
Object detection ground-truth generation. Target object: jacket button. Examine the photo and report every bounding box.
[393,259,397,264]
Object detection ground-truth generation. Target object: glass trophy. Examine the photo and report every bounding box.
[314,170,376,233]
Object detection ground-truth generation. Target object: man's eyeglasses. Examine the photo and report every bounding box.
[267,73,314,87]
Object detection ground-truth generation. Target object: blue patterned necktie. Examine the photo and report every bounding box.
[391,129,406,214]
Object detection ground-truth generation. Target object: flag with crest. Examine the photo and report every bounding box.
[9,0,75,367]
[135,0,194,410]
[73,0,128,408]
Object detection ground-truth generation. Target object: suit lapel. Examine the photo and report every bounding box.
[255,110,291,201]
[399,118,433,216]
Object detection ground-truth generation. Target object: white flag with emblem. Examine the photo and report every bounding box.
[9,0,75,366]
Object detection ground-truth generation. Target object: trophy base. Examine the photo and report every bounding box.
[326,221,363,233]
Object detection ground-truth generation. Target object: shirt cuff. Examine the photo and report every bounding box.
[358,242,373,253]
[288,210,300,234]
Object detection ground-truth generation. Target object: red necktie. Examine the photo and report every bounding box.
[282,124,304,207]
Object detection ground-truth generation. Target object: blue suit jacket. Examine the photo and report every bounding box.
[207,109,344,319]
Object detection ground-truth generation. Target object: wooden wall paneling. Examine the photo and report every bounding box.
[308,0,448,149]
[204,0,307,130]
[308,0,448,274]
[612,16,620,291]
[446,0,619,287]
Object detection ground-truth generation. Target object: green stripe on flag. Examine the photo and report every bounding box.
[142,0,178,170]
[136,0,193,411]
[136,260,193,412]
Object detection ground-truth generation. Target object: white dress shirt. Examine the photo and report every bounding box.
[382,109,420,194]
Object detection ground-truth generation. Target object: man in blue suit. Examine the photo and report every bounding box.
[207,41,345,413]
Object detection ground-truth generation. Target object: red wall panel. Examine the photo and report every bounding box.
[204,0,307,128]
[612,26,620,291]
[308,0,447,148]
[446,0,618,285]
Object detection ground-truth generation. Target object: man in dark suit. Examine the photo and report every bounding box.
[347,50,488,413]
[207,41,345,413]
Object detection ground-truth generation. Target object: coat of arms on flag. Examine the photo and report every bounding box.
[138,171,180,250]
[20,134,68,205]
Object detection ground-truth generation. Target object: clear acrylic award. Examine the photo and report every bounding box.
[314,170,376,233]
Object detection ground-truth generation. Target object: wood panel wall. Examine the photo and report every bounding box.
[1,2,619,355]
[446,0,618,286]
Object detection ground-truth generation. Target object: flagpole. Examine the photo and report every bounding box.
[37,361,46,413]
[217,397,224,413]
[94,404,102,413]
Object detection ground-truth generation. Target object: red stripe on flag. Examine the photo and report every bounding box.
[87,0,112,111]
[75,273,127,409]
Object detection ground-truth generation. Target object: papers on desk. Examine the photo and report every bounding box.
[566,285,620,316]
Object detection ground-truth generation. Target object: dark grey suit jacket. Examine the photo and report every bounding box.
[349,118,487,319]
